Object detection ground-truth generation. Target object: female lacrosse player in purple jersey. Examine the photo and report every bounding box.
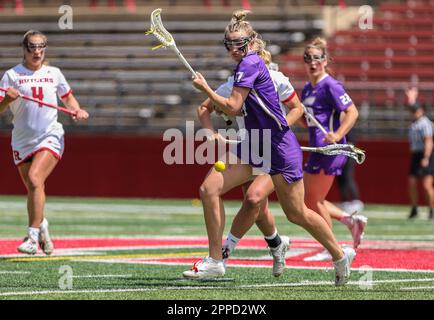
[183,10,355,286]
[193,46,302,278]
[300,38,367,258]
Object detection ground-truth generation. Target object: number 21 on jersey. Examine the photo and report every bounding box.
[31,87,44,107]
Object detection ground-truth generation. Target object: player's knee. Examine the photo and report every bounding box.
[243,192,264,209]
[422,179,433,192]
[408,177,417,187]
[199,181,218,199]
[27,171,44,190]
[284,205,306,225]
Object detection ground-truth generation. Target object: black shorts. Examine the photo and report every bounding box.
[410,152,434,177]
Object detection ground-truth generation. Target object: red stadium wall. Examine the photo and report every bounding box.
[0,134,415,204]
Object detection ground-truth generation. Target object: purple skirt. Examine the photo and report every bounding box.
[235,127,303,184]
[304,153,347,176]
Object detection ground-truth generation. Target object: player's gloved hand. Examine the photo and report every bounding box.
[4,87,21,102]
[206,132,226,144]
[214,106,223,116]
[405,87,419,106]
[73,109,90,121]
[192,72,209,92]
[324,132,342,144]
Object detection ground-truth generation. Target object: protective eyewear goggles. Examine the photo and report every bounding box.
[303,52,325,63]
[25,42,47,52]
[223,36,251,51]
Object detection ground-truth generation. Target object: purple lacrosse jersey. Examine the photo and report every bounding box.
[233,52,303,183]
[301,75,353,176]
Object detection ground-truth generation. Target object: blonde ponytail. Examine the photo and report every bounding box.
[252,38,272,65]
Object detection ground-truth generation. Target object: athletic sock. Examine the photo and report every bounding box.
[223,232,240,254]
[208,256,223,264]
[39,218,51,239]
[40,218,48,231]
[264,230,282,248]
[27,227,39,243]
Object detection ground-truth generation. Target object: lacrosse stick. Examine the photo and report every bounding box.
[303,105,328,136]
[303,106,365,164]
[216,136,365,164]
[300,144,366,164]
[0,87,77,117]
[145,8,232,126]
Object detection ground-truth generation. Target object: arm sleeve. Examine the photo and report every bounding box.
[233,61,259,89]
[277,73,296,102]
[327,81,353,112]
[0,73,12,101]
[56,69,72,99]
[422,119,433,138]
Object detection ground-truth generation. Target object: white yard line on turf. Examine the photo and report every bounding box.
[0,201,239,215]
[0,200,417,219]
[0,271,31,274]
[72,274,133,278]
[400,286,434,290]
[2,278,434,296]
[85,258,434,274]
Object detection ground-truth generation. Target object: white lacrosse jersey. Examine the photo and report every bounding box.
[215,69,296,131]
[0,64,71,154]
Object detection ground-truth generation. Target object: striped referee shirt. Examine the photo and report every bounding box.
[409,115,433,152]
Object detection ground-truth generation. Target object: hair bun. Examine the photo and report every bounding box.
[231,10,251,23]
[312,37,327,48]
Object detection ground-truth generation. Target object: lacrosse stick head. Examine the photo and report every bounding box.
[335,144,366,165]
[352,146,366,165]
[321,144,366,165]
[145,8,175,50]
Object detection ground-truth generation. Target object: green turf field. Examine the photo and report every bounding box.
[0,195,433,300]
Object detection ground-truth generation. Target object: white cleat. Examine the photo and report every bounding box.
[334,246,356,286]
[304,249,332,262]
[269,236,290,277]
[182,257,225,279]
[17,237,38,255]
[39,218,54,255]
[38,232,54,255]
[349,213,368,249]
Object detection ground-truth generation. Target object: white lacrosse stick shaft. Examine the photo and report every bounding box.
[303,106,329,136]
[207,135,240,145]
[171,46,196,78]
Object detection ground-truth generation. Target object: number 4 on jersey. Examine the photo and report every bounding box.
[31,87,44,107]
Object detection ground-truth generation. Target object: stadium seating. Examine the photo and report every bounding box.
[0,0,324,132]
[0,0,432,136]
[278,0,434,136]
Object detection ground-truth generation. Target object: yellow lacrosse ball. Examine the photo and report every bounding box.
[214,161,226,172]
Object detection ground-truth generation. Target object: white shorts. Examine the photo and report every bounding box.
[228,141,269,176]
[12,130,65,166]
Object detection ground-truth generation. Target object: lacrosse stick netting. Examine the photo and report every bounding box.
[145,8,196,77]
[145,8,232,125]
[300,144,366,164]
